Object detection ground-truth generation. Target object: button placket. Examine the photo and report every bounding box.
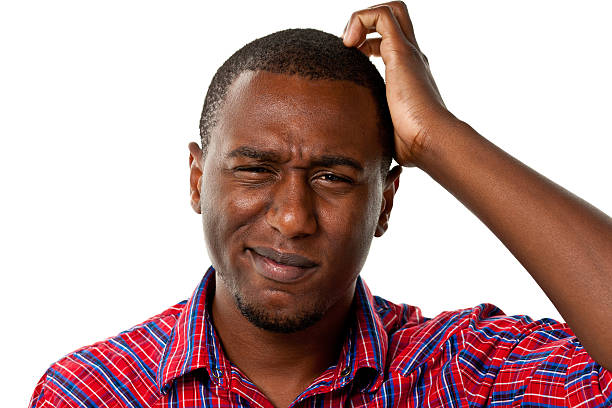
[210,366,225,386]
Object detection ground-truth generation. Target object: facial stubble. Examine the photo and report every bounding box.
[217,270,328,334]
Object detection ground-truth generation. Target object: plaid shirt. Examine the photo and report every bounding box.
[29,266,611,407]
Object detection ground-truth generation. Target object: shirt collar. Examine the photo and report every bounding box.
[333,274,388,393]
[156,266,388,394]
[157,266,224,393]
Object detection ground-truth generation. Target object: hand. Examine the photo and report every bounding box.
[342,1,454,167]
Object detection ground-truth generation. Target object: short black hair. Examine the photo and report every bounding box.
[199,28,393,180]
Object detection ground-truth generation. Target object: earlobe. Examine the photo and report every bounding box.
[374,213,389,237]
[188,142,204,214]
[375,165,402,237]
[190,180,202,214]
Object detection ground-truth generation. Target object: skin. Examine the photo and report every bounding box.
[188,70,401,407]
[188,2,612,406]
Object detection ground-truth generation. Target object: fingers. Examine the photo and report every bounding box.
[358,38,382,57]
[342,1,418,51]
[342,4,405,49]
[369,1,419,49]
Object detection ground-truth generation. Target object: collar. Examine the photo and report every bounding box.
[156,266,388,395]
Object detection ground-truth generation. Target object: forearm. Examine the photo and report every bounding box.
[416,118,612,370]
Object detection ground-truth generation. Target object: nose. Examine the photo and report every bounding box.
[265,173,317,238]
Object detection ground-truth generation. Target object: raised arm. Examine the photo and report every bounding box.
[342,1,612,370]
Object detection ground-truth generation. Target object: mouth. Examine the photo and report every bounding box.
[247,247,319,283]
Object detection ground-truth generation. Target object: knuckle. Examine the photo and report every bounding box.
[390,1,409,19]
[380,4,393,13]
[377,4,394,19]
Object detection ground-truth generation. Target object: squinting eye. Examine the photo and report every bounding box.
[320,174,351,183]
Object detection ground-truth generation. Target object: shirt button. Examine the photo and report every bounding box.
[211,369,223,379]
[340,367,351,377]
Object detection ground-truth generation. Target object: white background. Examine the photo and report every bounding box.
[2,1,610,405]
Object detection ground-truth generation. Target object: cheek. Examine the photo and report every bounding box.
[201,174,269,255]
[320,188,382,270]
[339,186,382,238]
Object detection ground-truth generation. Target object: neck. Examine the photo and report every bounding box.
[211,275,356,399]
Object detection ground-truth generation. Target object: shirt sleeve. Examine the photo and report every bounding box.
[459,303,612,407]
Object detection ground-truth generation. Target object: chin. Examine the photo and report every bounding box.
[233,286,327,333]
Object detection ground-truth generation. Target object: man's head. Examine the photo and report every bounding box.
[189,28,401,334]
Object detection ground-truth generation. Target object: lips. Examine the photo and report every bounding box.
[248,247,318,283]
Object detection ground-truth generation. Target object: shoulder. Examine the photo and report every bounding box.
[384,302,576,373]
[28,301,186,408]
[372,294,427,331]
[380,302,611,407]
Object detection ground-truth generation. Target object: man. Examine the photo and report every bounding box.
[29,2,611,407]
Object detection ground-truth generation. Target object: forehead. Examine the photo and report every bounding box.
[211,70,384,164]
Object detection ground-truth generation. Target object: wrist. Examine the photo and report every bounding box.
[409,112,468,171]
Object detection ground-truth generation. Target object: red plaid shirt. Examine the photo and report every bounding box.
[29,266,612,407]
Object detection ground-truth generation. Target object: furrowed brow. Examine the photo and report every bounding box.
[226,146,282,162]
[312,155,364,172]
[225,147,364,172]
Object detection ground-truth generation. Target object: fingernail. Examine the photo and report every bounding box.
[341,21,349,40]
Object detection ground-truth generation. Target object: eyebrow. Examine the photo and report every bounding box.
[226,146,364,172]
[226,146,281,162]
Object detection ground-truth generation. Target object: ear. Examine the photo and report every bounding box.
[188,142,204,214]
[375,165,402,237]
